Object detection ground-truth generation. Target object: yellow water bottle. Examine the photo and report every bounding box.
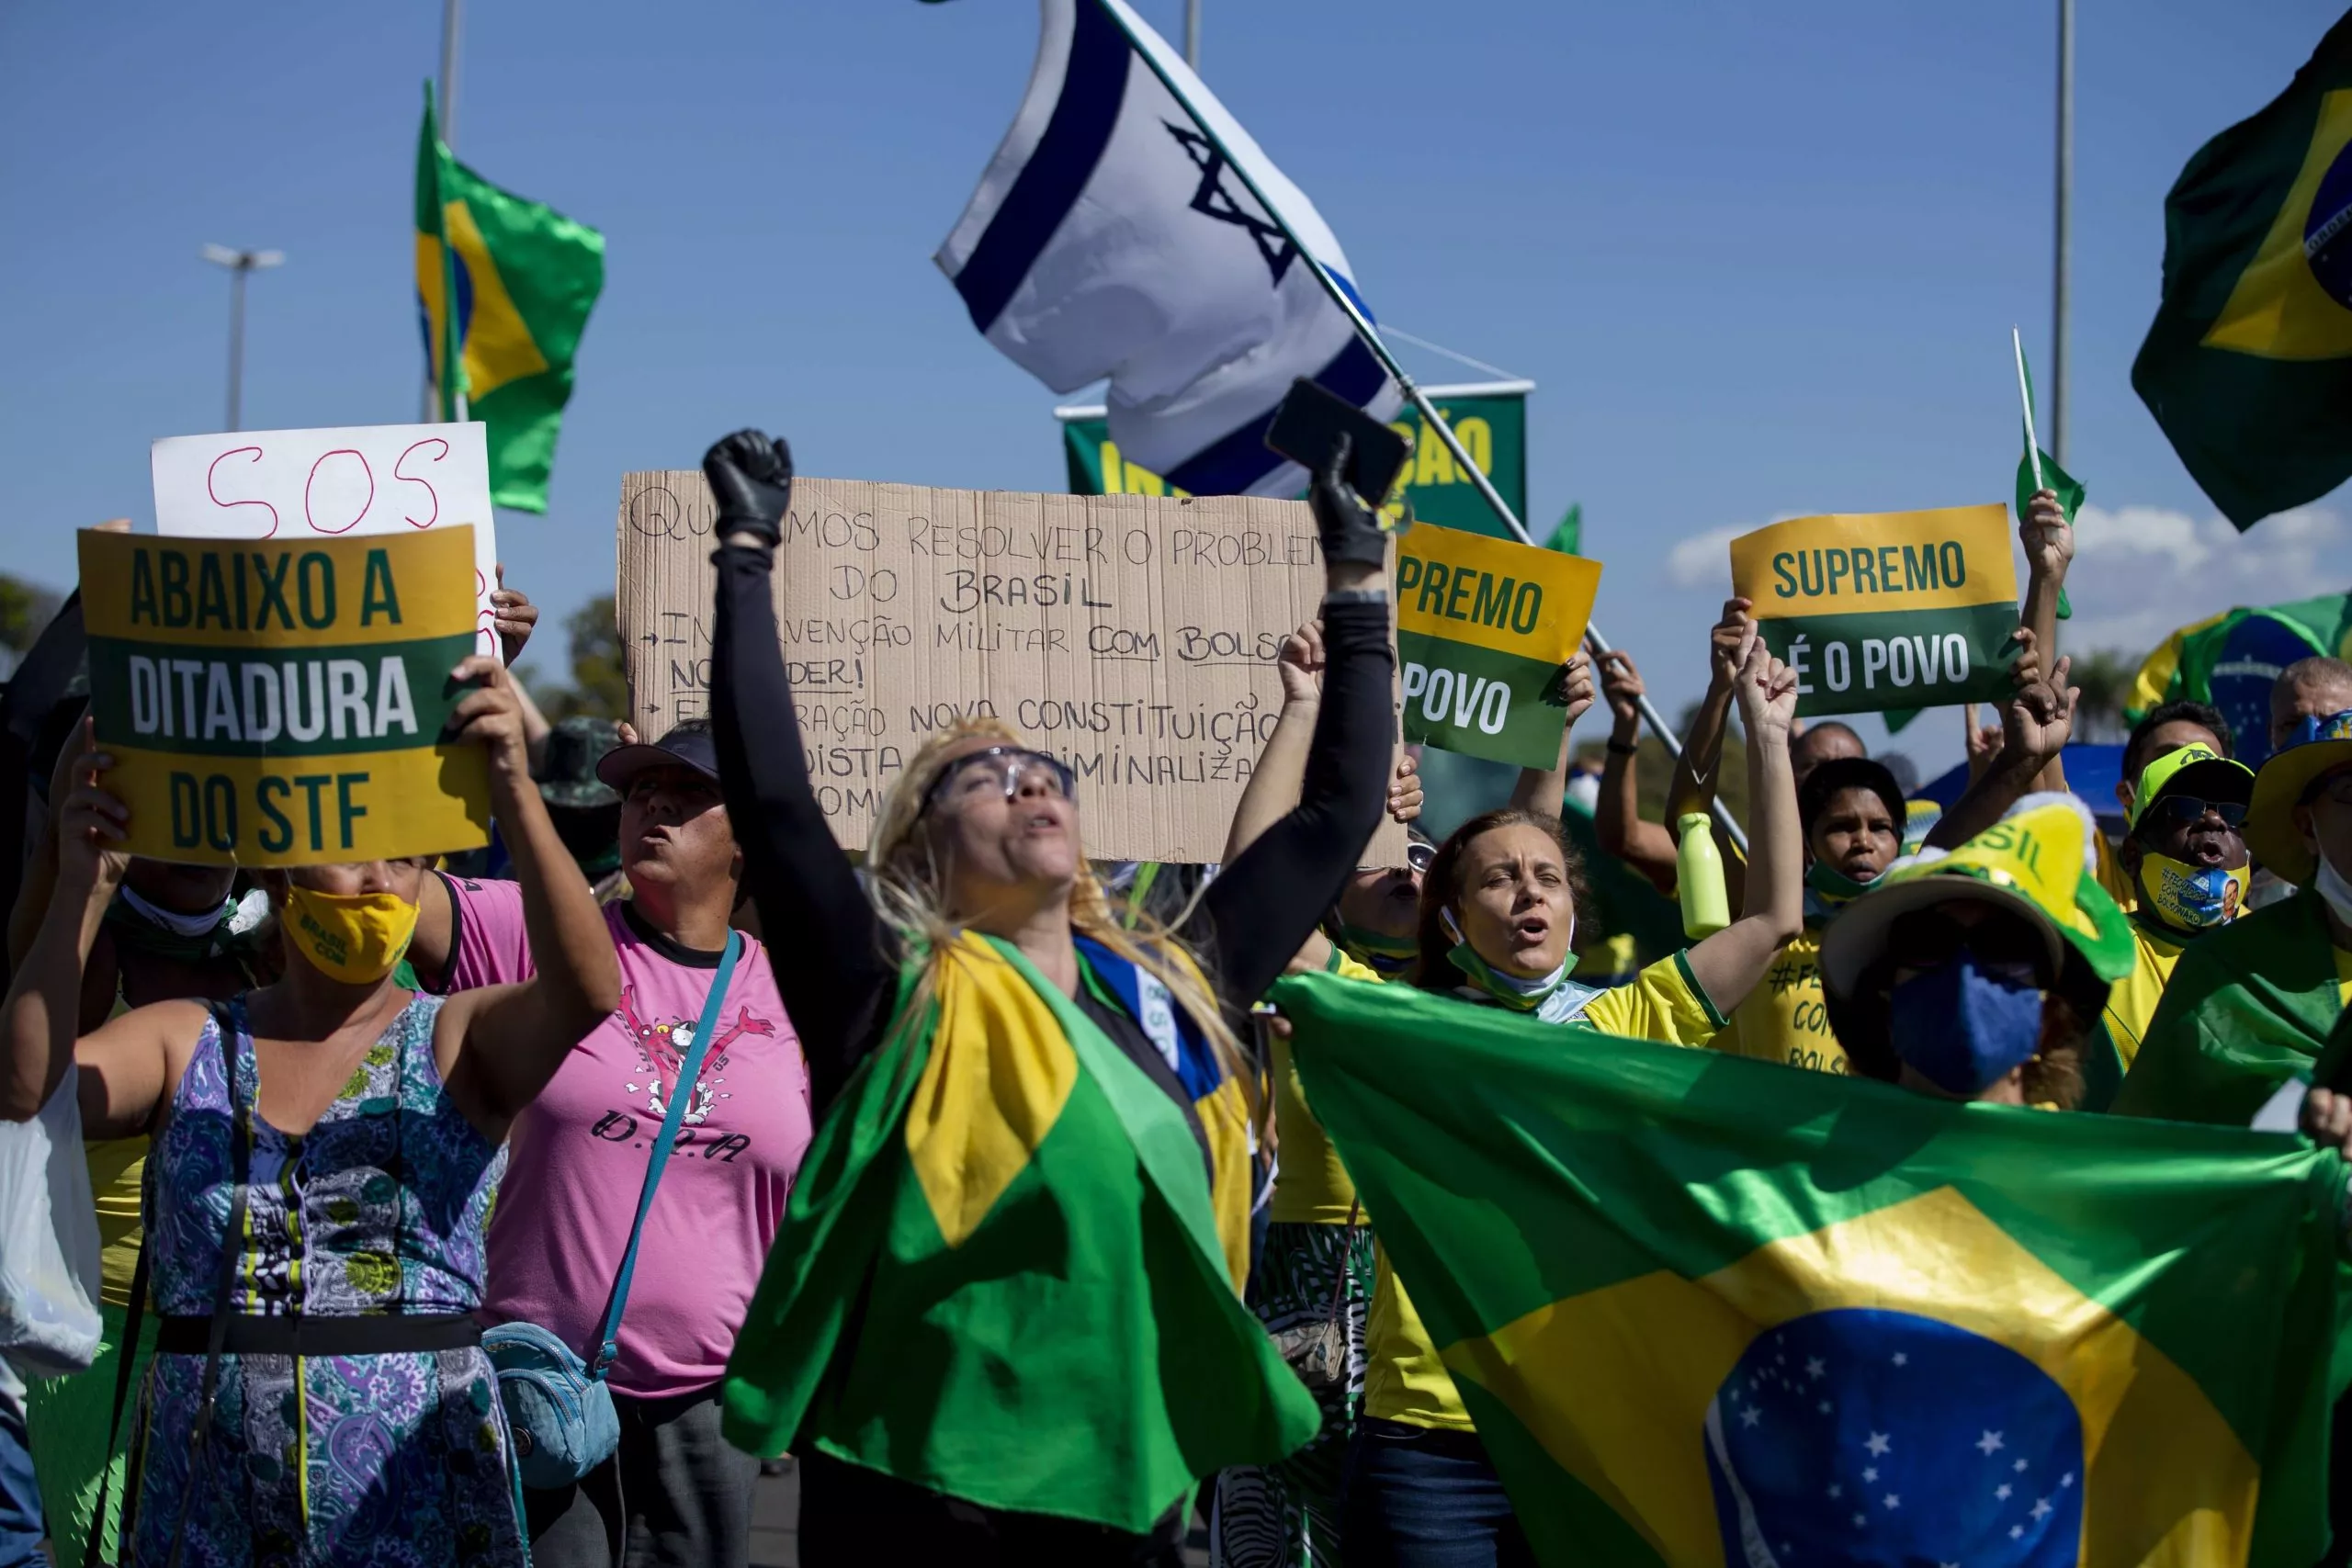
[1677,813,1730,939]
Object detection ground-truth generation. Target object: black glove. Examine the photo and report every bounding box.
[1308,434,1392,569]
[703,430,795,548]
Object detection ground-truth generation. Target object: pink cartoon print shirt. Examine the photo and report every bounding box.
[447,875,813,1398]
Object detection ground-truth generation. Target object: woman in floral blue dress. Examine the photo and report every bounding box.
[0,657,622,1567]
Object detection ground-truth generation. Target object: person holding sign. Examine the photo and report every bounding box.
[0,657,621,1564]
[1335,630,1804,1568]
[704,428,1396,1562]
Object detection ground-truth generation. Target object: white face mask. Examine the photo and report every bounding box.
[2314,852,2352,929]
[119,883,229,939]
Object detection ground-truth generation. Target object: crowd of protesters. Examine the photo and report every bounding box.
[5,433,2352,1568]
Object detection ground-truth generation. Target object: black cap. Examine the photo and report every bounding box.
[595,718,720,794]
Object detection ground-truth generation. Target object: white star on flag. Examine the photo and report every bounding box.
[2032,1497,2053,1521]
[2011,1525,2026,1540]
[1864,1431,1892,1457]
[1883,1494,1901,1510]
[1863,1467,1878,1483]
[1805,1357,1826,1379]
[1740,1405,1761,1429]
[1977,1430,2005,1455]
[1892,1352,1909,1367]
[1996,1483,2013,1501]
[2014,1458,2030,1472]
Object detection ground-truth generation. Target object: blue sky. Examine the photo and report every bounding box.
[6,0,2352,784]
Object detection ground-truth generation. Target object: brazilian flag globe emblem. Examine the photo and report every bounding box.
[2136,12,2352,528]
[1274,950,2346,1559]
[413,84,605,514]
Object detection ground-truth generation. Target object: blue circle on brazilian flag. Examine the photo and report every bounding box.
[1704,1308,2084,1565]
[2303,144,2352,310]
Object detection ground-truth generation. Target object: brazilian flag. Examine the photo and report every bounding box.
[1273,970,2346,1566]
[2135,13,2352,530]
[2124,591,2352,765]
[414,84,605,513]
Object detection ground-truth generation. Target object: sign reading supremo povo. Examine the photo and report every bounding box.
[77,526,491,866]
[1728,505,2020,718]
[1396,524,1600,769]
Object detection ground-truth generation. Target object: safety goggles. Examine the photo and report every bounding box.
[2141,795,2248,829]
[920,746,1079,818]
[1404,840,1436,875]
[1883,906,2049,989]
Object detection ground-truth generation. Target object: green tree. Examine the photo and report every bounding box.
[515,593,629,722]
[0,574,62,657]
[2065,648,2136,745]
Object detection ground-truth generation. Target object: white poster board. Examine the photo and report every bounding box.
[151,423,503,660]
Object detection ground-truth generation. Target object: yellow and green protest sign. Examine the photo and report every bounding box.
[77,526,490,866]
[1396,524,1601,768]
[1729,505,2020,717]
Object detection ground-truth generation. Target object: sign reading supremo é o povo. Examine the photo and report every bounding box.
[1395,524,1601,769]
[1727,505,2019,718]
[77,525,491,867]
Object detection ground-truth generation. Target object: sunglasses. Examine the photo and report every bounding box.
[2143,795,2247,829]
[1883,906,2049,988]
[919,746,1079,818]
[1405,841,1436,874]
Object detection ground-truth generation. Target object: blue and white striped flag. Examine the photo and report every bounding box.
[936,0,1400,497]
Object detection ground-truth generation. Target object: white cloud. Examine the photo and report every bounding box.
[1664,524,1748,589]
[2063,502,2352,658]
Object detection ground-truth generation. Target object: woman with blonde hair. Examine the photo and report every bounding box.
[698,430,1396,1564]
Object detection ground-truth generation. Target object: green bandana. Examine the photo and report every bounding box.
[1804,860,1882,926]
[1446,941,1572,1012]
[1335,921,1418,976]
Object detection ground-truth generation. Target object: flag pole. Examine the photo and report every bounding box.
[424,0,469,423]
[1100,0,1747,850]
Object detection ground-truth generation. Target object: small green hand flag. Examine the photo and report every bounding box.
[1544,502,1582,557]
[2014,340,2079,621]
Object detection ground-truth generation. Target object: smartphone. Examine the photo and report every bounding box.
[1264,377,1411,503]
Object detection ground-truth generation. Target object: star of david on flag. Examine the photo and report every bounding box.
[935,0,1400,497]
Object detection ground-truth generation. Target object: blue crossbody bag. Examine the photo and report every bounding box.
[485,930,741,1490]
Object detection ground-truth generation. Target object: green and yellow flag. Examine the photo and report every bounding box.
[1273,970,2346,1566]
[414,84,604,513]
[722,933,1318,1529]
[2134,13,2352,529]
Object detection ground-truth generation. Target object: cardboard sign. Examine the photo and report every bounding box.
[1394,525,1600,768]
[151,423,503,660]
[616,475,1405,865]
[1729,506,2020,717]
[77,527,491,866]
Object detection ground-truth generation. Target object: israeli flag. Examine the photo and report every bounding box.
[936,0,1400,497]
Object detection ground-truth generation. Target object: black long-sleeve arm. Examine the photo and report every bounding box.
[711,540,900,1117]
[1193,596,1395,1008]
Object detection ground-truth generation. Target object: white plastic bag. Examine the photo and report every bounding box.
[0,1066,103,1375]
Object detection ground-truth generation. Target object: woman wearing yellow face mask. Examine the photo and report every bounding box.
[0,656,622,1565]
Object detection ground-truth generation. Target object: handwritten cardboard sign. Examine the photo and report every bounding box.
[77,526,491,866]
[1728,505,2020,717]
[151,423,503,660]
[1395,525,1600,768]
[616,475,1405,865]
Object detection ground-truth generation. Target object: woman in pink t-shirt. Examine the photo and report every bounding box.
[410,718,810,1568]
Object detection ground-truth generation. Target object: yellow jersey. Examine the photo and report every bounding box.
[1706,925,1849,1077]
[1362,951,1725,1430]
[1268,950,1382,1224]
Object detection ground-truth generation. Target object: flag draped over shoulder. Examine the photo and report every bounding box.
[1272,969,2346,1567]
[2133,13,2352,530]
[413,85,605,513]
[2124,592,2352,766]
[722,932,1318,1531]
[934,0,1399,497]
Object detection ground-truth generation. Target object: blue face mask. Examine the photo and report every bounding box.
[1885,951,2045,1097]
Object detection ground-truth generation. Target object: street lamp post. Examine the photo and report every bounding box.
[200,244,284,432]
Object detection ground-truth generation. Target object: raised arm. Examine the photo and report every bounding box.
[1591,650,1679,896]
[1506,653,1596,819]
[0,721,185,1136]
[1925,631,2075,852]
[2018,491,2074,795]
[1681,635,1804,1013]
[438,658,624,1131]
[1221,621,1328,866]
[704,432,900,1118]
[1666,600,1752,906]
[1196,448,1396,1006]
